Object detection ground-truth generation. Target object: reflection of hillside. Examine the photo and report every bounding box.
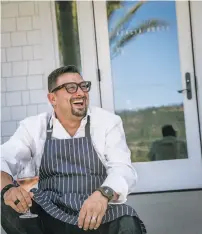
[116,104,186,162]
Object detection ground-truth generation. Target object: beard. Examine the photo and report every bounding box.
[70,96,88,117]
[71,105,88,117]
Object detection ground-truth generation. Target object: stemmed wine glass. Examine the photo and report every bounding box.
[16,157,39,218]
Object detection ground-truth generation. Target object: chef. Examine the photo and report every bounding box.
[1,65,146,234]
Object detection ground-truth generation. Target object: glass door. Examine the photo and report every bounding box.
[93,0,202,192]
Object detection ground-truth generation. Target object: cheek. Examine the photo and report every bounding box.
[56,93,71,106]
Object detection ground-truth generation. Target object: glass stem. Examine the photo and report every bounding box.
[26,208,31,215]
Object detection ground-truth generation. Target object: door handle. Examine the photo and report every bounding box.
[177,72,192,100]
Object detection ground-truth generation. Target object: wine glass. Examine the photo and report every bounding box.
[16,157,39,218]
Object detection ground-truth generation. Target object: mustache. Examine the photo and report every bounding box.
[70,96,87,104]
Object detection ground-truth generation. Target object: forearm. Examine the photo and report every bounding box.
[1,171,13,190]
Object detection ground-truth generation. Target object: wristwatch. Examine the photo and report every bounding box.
[1,184,16,201]
[96,186,114,201]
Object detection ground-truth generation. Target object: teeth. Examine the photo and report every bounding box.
[73,101,83,104]
[72,98,85,104]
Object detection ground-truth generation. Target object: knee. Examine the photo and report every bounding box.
[1,199,23,233]
[118,216,142,234]
[1,199,19,220]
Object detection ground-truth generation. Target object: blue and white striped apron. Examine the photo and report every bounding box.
[33,116,146,233]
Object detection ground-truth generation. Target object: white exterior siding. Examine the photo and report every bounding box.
[1,1,52,144]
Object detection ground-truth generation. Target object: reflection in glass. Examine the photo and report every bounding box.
[106,1,188,162]
[148,125,187,161]
[55,1,81,70]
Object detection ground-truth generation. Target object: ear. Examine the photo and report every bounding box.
[47,93,56,107]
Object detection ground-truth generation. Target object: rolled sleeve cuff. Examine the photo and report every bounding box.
[1,161,13,177]
[101,174,128,204]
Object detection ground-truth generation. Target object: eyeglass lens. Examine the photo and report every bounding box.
[65,82,90,93]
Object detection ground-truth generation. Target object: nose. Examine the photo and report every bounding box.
[75,86,84,96]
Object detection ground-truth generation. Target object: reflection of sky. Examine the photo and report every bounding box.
[108,1,183,111]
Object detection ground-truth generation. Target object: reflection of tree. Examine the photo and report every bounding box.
[55,1,167,68]
[107,1,168,58]
[55,1,81,70]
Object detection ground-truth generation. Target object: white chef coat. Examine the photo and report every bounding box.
[1,106,137,204]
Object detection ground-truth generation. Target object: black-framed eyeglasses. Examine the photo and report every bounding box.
[51,81,91,94]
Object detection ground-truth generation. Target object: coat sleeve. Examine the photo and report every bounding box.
[101,116,137,204]
[1,121,34,177]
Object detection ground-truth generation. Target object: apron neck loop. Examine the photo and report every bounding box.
[85,115,91,138]
[46,115,53,140]
[46,115,91,139]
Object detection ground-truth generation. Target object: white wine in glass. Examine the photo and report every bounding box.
[17,158,39,218]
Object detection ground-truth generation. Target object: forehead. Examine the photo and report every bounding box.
[56,73,83,85]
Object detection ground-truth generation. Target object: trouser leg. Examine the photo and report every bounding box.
[66,215,143,234]
[1,199,44,234]
[107,216,143,234]
[65,222,108,234]
[35,207,66,234]
[67,215,143,234]
[39,211,107,234]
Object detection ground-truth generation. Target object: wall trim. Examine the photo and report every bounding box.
[129,188,202,196]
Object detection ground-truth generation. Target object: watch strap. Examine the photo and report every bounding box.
[96,186,114,201]
[1,184,16,201]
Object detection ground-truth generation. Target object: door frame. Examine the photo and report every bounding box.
[92,0,202,192]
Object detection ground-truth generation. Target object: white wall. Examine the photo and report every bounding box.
[1,1,53,143]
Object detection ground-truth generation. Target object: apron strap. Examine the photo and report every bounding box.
[85,116,91,138]
[46,116,53,140]
[46,115,91,139]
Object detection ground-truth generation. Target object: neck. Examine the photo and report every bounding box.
[54,111,83,136]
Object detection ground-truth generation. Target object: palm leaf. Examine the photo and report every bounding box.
[107,1,123,20]
[109,1,146,43]
[111,19,168,57]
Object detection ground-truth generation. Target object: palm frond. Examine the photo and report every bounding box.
[109,1,147,42]
[111,19,168,56]
[107,1,123,20]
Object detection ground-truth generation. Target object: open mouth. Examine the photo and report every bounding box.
[71,99,85,108]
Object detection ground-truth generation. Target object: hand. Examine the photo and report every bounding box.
[3,186,34,213]
[78,191,108,230]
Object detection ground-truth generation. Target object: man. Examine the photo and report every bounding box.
[1,66,146,234]
[148,125,188,161]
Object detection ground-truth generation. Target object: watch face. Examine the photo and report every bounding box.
[102,186,113,198]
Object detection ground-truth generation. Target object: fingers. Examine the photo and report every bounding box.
[15,197,26,213]
[78,207,87,229]
[4,189,20,213]
[5,199,20,213]
[29,192,34,198]
[83,210,93,231]
[94,213,103,230]
[79,205,103,230]
[89,212,98,230]
[4,187,32,213]
[15,191,29,212]
[20,188,32,207]
[78,192,108,231]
